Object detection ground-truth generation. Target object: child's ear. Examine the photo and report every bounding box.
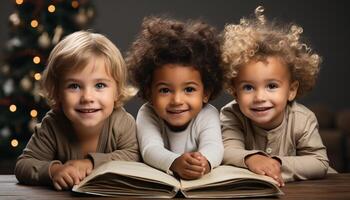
[114,91,119,102]
[288,81,299,101]
[203,91,211,103]
[229,87,237,99]
[230,88,241,104]
[113,91,119,107]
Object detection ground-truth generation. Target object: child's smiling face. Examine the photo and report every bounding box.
[58,56,118,136]
[233,56,299,130]
[150,64,209,131]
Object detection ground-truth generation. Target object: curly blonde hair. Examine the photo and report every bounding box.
[221,6,321,98]
[41,31,134,110]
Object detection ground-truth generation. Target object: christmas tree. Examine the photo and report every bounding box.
[0,0,95,159]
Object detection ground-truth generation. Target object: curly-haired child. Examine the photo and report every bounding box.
[15,31,140,190]
[126,16,224,180]
[220,6,330,186]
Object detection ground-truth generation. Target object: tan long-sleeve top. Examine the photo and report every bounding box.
[15,108,140,185]
[220,101,329,182]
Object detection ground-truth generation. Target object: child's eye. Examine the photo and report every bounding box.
[67,83,80,90]
[184,87,196,93]
[242,84,253,91]
[96,83,106,89]
[267,83,278,90]
[159,88,170,94]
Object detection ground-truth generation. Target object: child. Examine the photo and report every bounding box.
[15,31,140,190]
[220,6,329,186]
[126,17,224,180]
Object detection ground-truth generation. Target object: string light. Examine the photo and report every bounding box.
[48,5,56,13]
[72,0,79,8]
[15,0,23,5]
[33,56,41,64]
[11,139,19,148]
[9,104,17,112]
[30,20,39,28]
[30,109,38,118]
[34,73,41,80]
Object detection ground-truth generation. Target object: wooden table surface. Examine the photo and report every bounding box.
[1,173,350,199]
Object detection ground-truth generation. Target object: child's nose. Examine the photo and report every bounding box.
[80,89,94,103]
[171,92,183,105]
[254,89,266,102]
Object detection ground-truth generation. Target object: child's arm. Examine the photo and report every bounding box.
[221,104,285,186]
[220,103,267,168]
[275,113,329,182]
[87,109,140,168]
[14,116,60,186]
[195,105,224,170]
[136,104,181,173]
[170,105,224,179]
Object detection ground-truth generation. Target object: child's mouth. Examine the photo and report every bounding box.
[76,108,100,113]
[251,107,272,112]
[167,109,188,114]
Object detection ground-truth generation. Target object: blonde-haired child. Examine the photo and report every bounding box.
[15,31,140,190]
[126,16,224,180]
[220,6,329,186]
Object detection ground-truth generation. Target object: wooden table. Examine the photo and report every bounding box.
[1,174,350,199]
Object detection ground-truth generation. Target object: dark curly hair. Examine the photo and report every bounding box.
[126,16,223,101]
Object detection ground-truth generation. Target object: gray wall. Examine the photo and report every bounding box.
[1,0,349,117]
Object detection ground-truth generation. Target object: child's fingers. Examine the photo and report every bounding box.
[186,156,202,166]
[251,167,266,175]
[72,173,81,185]
[55,177,69,190]
[185,163,205,173]
[191,152,203,159]
[278,174,285,187]
[66,167,82,183]
[86,167,92,176]
[266,164,284,186]
[263,168,283,187]
[53,181,62,191]
[273,172,284,187]
[272,175,283,187]
[78,169,85,180]
[182,169,203,179]
[62,173,74,188]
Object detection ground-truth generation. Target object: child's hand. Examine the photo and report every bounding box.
[245,154,284,187]
[50,159,93,190]
[170,152,205,180]
[191,152,210,175]
[50,163,81,190]
[65,159,93,179]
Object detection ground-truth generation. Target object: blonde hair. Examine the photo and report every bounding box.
[41,30,134,109]
[221,6,321,98]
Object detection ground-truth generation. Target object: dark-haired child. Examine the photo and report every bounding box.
[126,17,224,180]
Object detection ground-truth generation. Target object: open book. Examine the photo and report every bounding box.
[72,161,283,198]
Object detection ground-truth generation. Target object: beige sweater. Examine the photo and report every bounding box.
[220,101,329,182]
[15,108,140,185]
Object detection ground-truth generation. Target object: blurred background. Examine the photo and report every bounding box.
[1,0,349,174]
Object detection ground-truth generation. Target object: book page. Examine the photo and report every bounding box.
[180,165,278,189]
[74,161,181,190]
